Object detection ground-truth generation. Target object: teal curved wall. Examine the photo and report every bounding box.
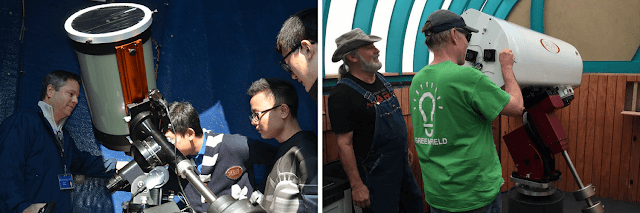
[322,0,640,81]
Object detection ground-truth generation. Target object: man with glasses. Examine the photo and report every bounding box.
[247,77,317,213]
[276,8,318,102]
[410,10,524,213]
[328,28,423,213]
[163,101,277,213]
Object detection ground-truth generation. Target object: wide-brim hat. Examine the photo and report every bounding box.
[424,9,478,34]
[332,28,381,62]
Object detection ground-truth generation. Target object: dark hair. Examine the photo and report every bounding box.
[168,102,204,137]
[40,70,82,101]
[276,8,318,54]
[247,78,299,119]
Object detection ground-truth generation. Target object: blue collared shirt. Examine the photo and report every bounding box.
[191,131,209,173]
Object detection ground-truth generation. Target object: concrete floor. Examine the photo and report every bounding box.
[501,191,640,213]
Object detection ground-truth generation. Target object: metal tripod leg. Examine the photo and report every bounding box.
[561,151,605,213]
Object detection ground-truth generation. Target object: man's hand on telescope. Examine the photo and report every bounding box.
[499,48,515,70]
[22,203,46,213]
[498,48,525,117]
[116,161,129,170]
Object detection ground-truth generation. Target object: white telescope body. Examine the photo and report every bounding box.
[460,9,582,88]
[64,3,156,151]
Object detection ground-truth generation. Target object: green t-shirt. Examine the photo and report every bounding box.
[409,61,510,212]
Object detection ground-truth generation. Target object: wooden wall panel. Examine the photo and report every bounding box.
[323,95,330,132]
[600,76,617,197]
[620,89,633,201]
[576,76,590,194]
[584,75,598,188]
[633,116,640,202]
[322,73,640,203]
[630,75,640,202]
[592,75,607,194]
[611,76,626,199]
[567,86,580,192]
[323,132,338,164]
[627,75,639,202]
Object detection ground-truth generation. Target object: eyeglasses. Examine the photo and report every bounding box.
[456,28,472,42]
[250,104,282,122]
[278,41,317,73]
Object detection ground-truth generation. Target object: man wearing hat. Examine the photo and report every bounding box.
[328,28,423,213]
[410,10,524,213]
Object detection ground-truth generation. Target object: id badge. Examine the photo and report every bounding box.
[58,174,74,190]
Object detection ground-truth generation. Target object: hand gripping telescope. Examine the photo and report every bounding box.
[106,90,265,213]
[461,9,604,213]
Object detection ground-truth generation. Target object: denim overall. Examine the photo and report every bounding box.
[338,73,423,213]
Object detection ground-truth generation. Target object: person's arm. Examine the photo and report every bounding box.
[499,48,525,117]
[116,161,129,170]
[0,114,39,213]
[21,203,46,213]
[336,131,370,208]
[67,135,115,178]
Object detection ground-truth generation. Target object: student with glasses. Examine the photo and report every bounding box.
[410,10,524,213]
[247,78,318,213]
[162,101,277,213]
[275,8,318,103]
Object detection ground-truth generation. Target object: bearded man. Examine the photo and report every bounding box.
[327,28,423,213]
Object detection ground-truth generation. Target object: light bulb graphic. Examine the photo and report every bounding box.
[413,82,443,137]
[419,92,435,137]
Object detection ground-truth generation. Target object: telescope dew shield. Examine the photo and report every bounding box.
[461,9,583,88]
[64,3,156,151]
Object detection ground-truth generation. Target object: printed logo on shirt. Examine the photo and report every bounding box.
[415,137,448,145]
[226,166,243,180]
[366,89,394,108]
[412,81,444,138]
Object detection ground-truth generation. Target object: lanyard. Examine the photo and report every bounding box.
[38,111,68,174]
[53,129,68,174]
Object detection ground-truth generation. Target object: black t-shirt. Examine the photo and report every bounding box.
[309,79,318,103]
[328,72,393,161]
[263,131,318,212]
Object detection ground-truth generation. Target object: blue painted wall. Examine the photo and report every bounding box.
[0,0,317,212]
